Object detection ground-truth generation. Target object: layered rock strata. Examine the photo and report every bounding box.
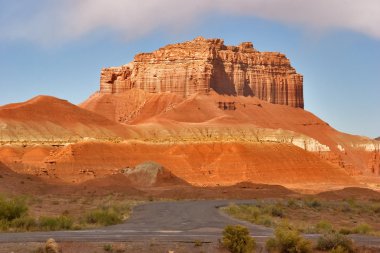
[100,37,304,108]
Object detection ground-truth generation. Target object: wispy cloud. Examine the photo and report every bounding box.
[1,0,379,45]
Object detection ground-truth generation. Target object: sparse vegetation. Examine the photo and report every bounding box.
[338,228,351,235]
[103,243,113,252]
[269,204,284,218]
[0,195,135,232]
[39,215,74,231]
[194,240,203,247]
[352,223,372,235]
[222,199,380,237]
[222,225,256,253]
[305,198,322,209]
[10,216,36,231]
[0,196,28,221]
[222,204,277,228]
[85,208,122,226]
[266,224,312,253]
[85,203,131,226]
[314,220,334,234]
[316,232,354,253]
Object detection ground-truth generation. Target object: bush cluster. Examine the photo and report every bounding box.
[224,203,285,228]
[266,225,312,253]
[39,215,74,231]
[85,208,122,226]
[316,232,354,253]
[84,203,131,226]
[222,225,256,253]
[305,199,322,209]
[0,196,28,221]
[2,214,74,232]
[0,196,132,232]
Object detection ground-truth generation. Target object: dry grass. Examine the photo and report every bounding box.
[222,198,380,237]
[0,194,140,232]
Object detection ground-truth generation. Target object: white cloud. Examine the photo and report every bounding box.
[1,0,380,44]
[220,0,380,39]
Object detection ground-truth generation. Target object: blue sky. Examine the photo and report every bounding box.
[0,0,379,138]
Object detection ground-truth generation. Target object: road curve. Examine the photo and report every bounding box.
[0,200,379,247]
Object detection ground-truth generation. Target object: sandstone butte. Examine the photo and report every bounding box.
[0,37,379,191]
[100,36,304,108]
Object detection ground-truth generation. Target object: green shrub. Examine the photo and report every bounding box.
[85,208,121,226]
[305,199,322,209]
[330,245,350,253]
[11,216,36,231]
[0,197,134,232]
[38,217,59,231]
[224,204,279,228]
[224,205,261,224]
[338,228,352,235]
[316,233,354,253]
[39,215,73,231]
[286,199,300,209]
[266,225,312,253]
[265,237,278,252]
[222,225,256,253]
[84,203,131,227]
[256,214,273,227]
[0,219,9,231]
[244,206,261,221]
[194,240,203,247]
[315,220,334,233]
[0,196,28,221]
[352,223,372,234]
[268,205,284,218]
[57,215,74,229]
[103,243,113,252]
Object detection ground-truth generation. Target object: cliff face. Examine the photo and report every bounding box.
[100,37,304,108]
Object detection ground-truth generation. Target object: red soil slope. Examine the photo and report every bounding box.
[0,92,377,190]
[0,142,356,189]
[82,90,380,179]
[0,95,133,143]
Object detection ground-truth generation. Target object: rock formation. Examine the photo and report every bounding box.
[121,161,188,187]
[376,137,380,141]
[100,37,304,108]
[2,37,379,190]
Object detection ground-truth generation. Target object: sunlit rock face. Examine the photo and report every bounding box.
[100,36,304,108]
